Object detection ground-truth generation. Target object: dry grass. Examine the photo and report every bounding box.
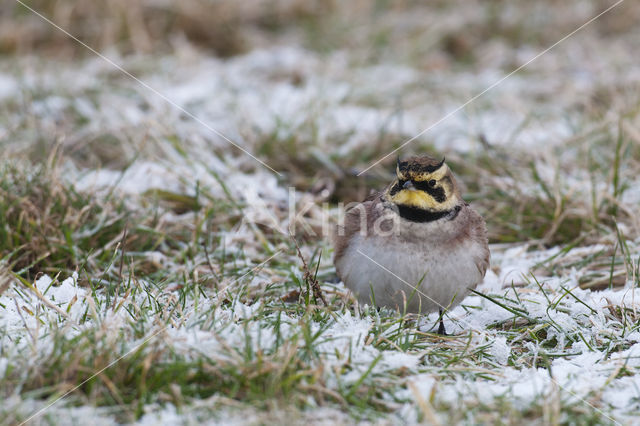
[4,0,640,61]
[0,0,332,57]
[2,0,640,424]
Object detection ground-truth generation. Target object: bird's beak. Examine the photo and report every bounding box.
[402,180,415,190]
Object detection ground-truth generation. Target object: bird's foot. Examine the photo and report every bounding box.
[437,309,447,335]
[437,320,447,336]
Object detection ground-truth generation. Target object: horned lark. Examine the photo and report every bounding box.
[333,155,489,333]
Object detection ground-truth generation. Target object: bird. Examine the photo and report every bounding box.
[333,155,489,334]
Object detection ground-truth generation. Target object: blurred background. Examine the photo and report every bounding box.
[1,0,640,282]
[2,1,638,60]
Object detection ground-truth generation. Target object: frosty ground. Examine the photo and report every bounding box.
[2,1,640,425]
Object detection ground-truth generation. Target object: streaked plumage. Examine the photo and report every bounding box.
[334,155,489,319]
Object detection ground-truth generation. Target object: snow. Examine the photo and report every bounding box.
[3,240,640,423]
[490,336,511,365]
[0,73,17,100]
[0,272,84,349]
[2,2,640,423]
[1,395,118,426]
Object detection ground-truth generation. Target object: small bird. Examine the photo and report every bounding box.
[333,155,489,333]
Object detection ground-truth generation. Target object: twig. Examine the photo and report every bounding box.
[118,222,128,279]
[111,223,128,311]
[203,233,220,291]
[0,268,11,297]
[292,237,327,306]
[13,297,36,345]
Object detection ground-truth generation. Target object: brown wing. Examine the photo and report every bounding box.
[333,192,384,263]
[467,207,490,277]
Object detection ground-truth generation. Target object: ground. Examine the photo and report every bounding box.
[1,1,640,425]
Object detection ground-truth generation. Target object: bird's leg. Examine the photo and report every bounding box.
[437,309,447,335]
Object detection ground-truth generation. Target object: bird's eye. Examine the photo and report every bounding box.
[428,179,437,187]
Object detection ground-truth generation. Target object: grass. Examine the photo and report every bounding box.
[5,219,636,424]
[0,155,129,278]
[3,236,639,425]
[0,154,194,283]
[2,0,640,424]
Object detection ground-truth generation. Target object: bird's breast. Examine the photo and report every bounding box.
[335,224,484,313]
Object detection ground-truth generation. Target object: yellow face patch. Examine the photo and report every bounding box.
[389,189,440,210]
[388,187,458,211]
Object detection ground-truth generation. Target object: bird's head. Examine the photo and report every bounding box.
[385,155,461,213]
